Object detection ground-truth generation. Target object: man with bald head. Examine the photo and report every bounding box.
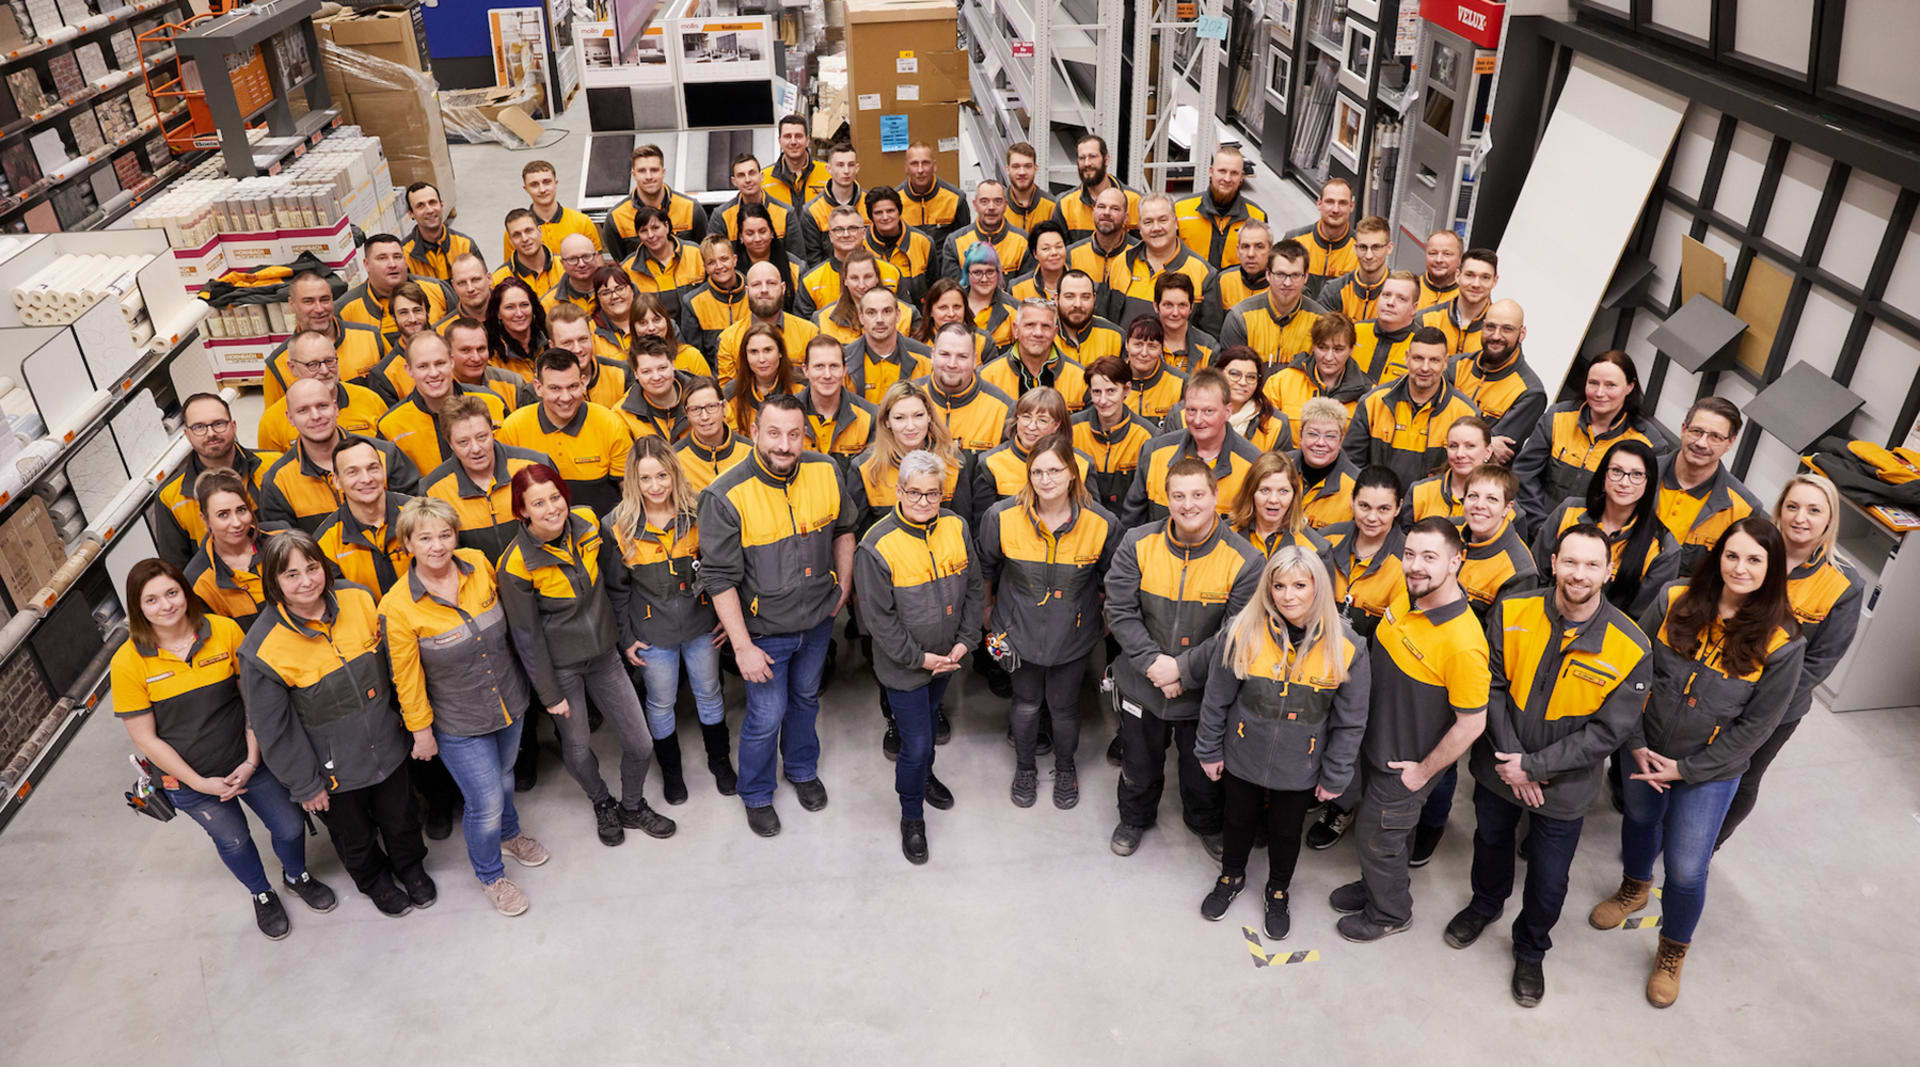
[257,329,390,452]
[1067,185,1135,295]
[714,259,819,381]
[1418,246,1498,356]
[545,232,602,314]
[1448,298,1545,463]
[256,377,421,532]
[1418,230,1465,308]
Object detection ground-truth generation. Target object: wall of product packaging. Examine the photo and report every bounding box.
[126,128,404,385]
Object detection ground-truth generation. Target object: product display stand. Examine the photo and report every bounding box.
[171,0,333,178]
[0,226,208,831]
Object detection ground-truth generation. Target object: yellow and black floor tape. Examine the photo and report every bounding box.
[1242,927,1319,968]
[1620,915,1663,929]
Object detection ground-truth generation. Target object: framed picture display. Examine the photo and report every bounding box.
[1340,18,1375,97]
[1268,42,1292,111]
[1330,91,1365,170]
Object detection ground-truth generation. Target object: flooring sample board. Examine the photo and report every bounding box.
[1494,55,1688,396]
[1679,235,1727,308]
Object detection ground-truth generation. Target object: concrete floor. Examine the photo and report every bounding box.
[6,92,1914,1066]
[2,643,1918,1062]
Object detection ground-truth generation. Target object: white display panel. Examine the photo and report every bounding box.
[1647,0,1710,43]
[1882,210,1920,319]
[1645,201,1697,298]
[1824,169,1901,289]
[1847,321,1920,444]
[1783,287,1855,378]
[1833,0,1920,116]
[1665,105,1722,202]
[1710,123,1771,225]
[1762,143,1830,258]
[1496,55,1688,394]
[1731,0,1815,75]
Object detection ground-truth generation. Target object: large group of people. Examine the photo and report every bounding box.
[119,127,1860,1013]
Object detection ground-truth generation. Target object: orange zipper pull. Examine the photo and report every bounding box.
[1707,726,1720,745]
[1308,736,1316,754]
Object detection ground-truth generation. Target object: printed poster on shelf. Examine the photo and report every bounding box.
[579,21,674,88]
[676,18,774,83]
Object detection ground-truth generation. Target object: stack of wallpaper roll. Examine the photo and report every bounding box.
[10,253,156,347]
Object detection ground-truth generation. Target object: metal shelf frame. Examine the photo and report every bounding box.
[1128,0,1227,193]
[961,0,1124,189]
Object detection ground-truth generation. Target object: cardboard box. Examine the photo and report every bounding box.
[317,8,433,94]
[0,496,66,608]
[844,0,967,187]
[347,88,455,209]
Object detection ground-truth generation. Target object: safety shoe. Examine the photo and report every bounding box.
[619,800,677,839]
[1647,937,1689,1008]
[1110,822,1146,856]
[1011,766,1038,808]
[791,777,829,812]
[281,871,337,912]
[1200,874,1245,921]
[252,891,290,940]
[923,774,954,811]
[1589,875,1652,929]
[1444,905,1496,949]
[1305,806,1354,850]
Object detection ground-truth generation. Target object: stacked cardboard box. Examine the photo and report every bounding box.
[315,8,454,207]
[844,0,968,187]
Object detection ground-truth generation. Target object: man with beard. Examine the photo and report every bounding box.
[1067,186,1135,294]
[981,298,1089,409]
[1053,270,1125,367]
[1442,524,1649,1008]
[1057,134,1141,241]
[917,322,1014,453]
[1316,216,1393,322]
[1174,146,1266,270]
[1002,141,1058,232]
[864,186,937,304]
[899,141,970,244]
[1419,230,1464,308]
[1284,178,1358,290]
[715,261,819,381]
[1219,239,1324,369]
[942,179,1030,284]
[262,272,386,405]
[1446,299,1545,464]
[1198,219,1271,336]
[603,143,709,258]
[1419,247,1498,356]
[1653,396,1761,577]
[699,394,858,838]
[401,182,476,281]
[153,393,276,567]
[764,113,830,210]
[1329,516,1489,944]
[1104,193,1216,328]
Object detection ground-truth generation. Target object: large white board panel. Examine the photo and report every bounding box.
[1494,55,1688,396]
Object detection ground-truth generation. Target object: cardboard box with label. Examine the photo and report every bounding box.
[316,8,434,94]
[845,0,968,187]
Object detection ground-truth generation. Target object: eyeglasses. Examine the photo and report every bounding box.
[1270,270,1308,283]
[1683,426,1732,445]
[1222,368,1259,383]
[1016,413,1055,427]
[899,487,944,503]
[185,418,233,436]
[686,402,724,417]
[829,225,865,237]
[561,253,599,266]
[1301,429,1341,444]
[1029,466,1067,481]
[291,357,339,372]
[598,286,630,298]
[1604,466,1647,485]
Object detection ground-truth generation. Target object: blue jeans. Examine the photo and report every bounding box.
[1620,771,1740,943]
[168,765,309,896]
[738,616,833,807]
[638,636,726,738]
[886,676,951,820]
[1467,783,1586,961]
[436,718,526,885]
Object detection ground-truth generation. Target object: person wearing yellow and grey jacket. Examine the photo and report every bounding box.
[1443,525,1652,1008]
[978,433,1122,808]
[1105,457,1264,858]
[698,394,860,837]
[498,464,676,848]
[1073,356,1159,514]
[856,449,984,864]
[1121,370,1264,528]
[1340,327,1481,492]
[1654,397,1762,578]
[239,532,429,917]
[1715,473,1860,848]
[1530,440,1680,617]
[602,436,736,805]
[1512,350,1672,532]
[1593,518,1805,1008]
[256,381,422,534]
[1446,300,1546,464]
[1195,546,1369,937]
[153,392,276,569]
[379,499,547,917]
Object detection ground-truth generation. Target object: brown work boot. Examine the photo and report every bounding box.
[1646,936,1689,1007]
[1589,875,1652,929]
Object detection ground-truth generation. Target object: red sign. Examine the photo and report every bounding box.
[1420,0,1505,50]
[1011,40,1034,57]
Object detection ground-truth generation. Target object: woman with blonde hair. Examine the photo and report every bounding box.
[971,385,1081,528]
[1713,472,1860,846]
[1195,546,1370,939]
[817,248,908,345]
[604,435,736,804]
[1228,450,1332,563]
[977,432,1121,808]
[724,321,798,433]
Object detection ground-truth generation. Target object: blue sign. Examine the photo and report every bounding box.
[880,113,910,152]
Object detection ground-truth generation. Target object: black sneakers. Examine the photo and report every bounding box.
[901,818,928,864]
[1011,766,1038,808]
[923,774,954,811]
[1264,887,1291,940]
[619,800,678,839]
[1110,822,1146,856]
[1199,831,1225,862]
[368,881,413,917]
[1512,958,1546,1008]
[746,804,782,837]
[1052,766,1079,809]
[593,797,626,846]
[1410,822,1445,868]
[400,870,437,909]
[252,890,290,940]
[1328,880,1368,914]
[791,777,829,812]
[1444,905,1496,949]
[1305,806,1354,850]
[883,723,901,761]
[934,710,952,745]
[281,871,337,913]
[1200,874,1245,921]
